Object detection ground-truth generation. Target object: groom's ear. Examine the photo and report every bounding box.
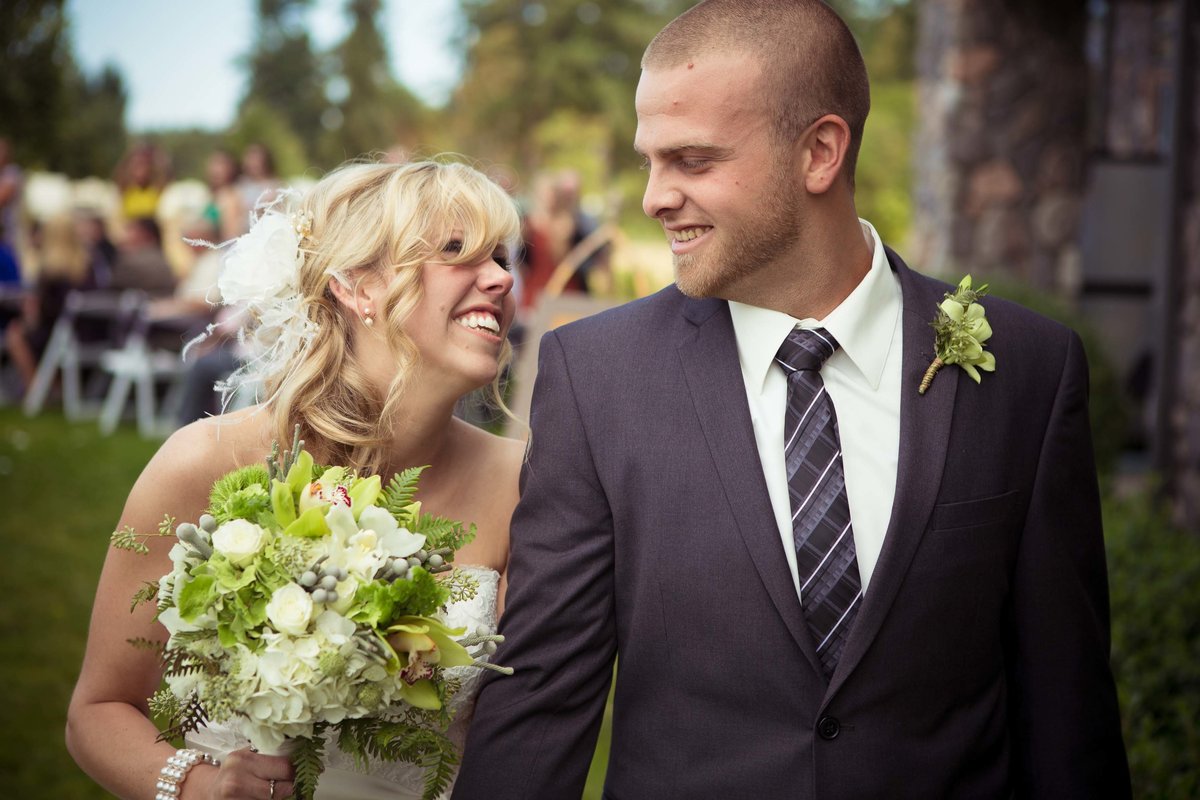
[799,114,852,195]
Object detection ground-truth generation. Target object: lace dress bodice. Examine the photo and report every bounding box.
[187,567,500,800]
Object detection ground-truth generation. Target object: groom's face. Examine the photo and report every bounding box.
[635,53,805,300]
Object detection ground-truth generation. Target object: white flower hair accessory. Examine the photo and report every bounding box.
[185,189,319,411]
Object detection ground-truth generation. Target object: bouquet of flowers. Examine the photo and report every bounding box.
[112,432,505,800]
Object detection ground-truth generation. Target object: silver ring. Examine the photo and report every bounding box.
[269,778,276,799]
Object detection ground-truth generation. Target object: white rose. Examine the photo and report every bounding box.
[211,519,267,567]
[217,213,303,303]
[266,583,314,636]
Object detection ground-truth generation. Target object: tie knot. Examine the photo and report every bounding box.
[775,327,839,374]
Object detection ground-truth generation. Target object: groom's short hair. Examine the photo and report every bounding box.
[642,0,870,181]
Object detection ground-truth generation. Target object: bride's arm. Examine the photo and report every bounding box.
[65,423,292,800]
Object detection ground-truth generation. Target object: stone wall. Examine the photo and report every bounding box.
[912,0,1089,289]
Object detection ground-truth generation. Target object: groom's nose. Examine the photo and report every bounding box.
[642,167,684,219]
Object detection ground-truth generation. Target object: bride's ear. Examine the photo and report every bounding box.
[328,273,377,323]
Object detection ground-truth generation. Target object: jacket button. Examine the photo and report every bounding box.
[817,715,840,740]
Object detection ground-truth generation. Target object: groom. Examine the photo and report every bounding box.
[456,1,1130,797]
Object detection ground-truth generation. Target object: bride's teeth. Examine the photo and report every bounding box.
[456,313,500,333]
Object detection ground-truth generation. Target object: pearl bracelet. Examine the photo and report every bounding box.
[155,748,220,800]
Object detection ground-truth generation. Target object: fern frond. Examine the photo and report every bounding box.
[291,726,327,800]
[131,581,160,612]
[160,646,221,678]
[126,637,165,653]
[382,466,428,518]
[415,515,476,553]
[156,692,207,742]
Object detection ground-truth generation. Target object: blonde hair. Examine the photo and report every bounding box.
[37,215,89,282]
[264,159,521,474]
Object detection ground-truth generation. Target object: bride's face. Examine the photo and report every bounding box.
[401,235,516,393]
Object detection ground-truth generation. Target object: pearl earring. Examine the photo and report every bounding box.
[362,306,374,327]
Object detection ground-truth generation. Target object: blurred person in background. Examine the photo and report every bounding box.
[0,137,24,286]
[115,143,168,222]
[76,213,117,291]
[111,217,176,297]
[4,214,90,392]
[202,148,246,241]
[238,142,281,211]
[517,168,608,311]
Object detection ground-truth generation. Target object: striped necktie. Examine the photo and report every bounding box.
[775,327,863,677]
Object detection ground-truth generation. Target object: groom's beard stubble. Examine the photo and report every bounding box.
[673,169,806,300]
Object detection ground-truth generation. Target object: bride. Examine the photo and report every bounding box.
[66,159,525,799]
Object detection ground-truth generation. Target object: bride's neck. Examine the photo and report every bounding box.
[375,386,461,478]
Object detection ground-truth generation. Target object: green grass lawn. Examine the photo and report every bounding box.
[0,406,614,798]
[0,406,159,798]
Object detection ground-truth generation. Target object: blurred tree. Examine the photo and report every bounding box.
[318,0,429,164]
[144,129,231,182]
[228,99,310,179]
[0,0,131,177]
[0,0,70,168]
[448,0,690,174]
[239,0,327,167]
[57,63,128,178]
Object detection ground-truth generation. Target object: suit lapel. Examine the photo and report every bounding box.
[676,297,825,677]
[826,252,958,700]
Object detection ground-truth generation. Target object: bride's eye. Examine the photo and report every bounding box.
[493,248,511,271]
[442,239,464,256]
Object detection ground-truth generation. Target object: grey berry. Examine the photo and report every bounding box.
[320,575,338,591]
[198,514,218,533]
[299,571,318,588]
[312,588,329,604]
[427,554,444,568]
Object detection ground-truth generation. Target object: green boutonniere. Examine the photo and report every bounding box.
[919,275,997,395]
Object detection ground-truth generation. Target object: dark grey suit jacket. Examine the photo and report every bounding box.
[454,251,1130,799]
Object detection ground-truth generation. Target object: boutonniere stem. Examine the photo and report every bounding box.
[919,275,996,395]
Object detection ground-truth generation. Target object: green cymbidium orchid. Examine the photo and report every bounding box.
[382,616,473,710]
[920,275,997,394]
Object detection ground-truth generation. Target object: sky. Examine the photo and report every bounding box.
[67,0,464,132]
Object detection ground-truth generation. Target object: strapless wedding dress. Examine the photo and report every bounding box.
[187,566,500,799]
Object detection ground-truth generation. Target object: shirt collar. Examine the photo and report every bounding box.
[728,219,901,393]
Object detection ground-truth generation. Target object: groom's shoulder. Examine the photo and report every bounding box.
[548,283,690,351]
[899,257,1077,350]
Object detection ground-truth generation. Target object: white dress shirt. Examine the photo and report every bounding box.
[728,220,902,598]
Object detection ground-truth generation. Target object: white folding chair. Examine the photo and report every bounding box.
[97,307,194,437]
[22,290,145,419]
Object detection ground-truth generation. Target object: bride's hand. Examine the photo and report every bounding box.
[185,748,296,800]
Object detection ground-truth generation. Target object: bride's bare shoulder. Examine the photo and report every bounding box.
[126,407,274,517]
[453,420,526,478]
